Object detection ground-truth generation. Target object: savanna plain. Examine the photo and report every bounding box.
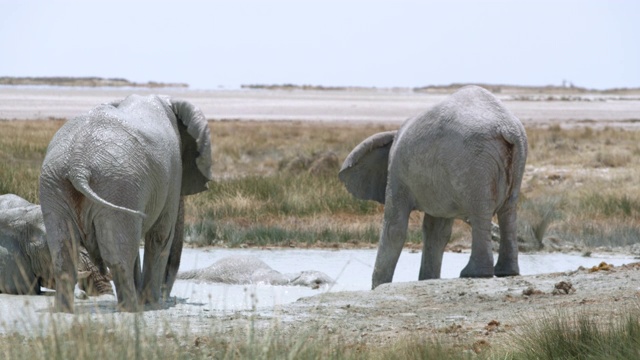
[2,87,640,359]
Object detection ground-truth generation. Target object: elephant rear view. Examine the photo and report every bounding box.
[339,86,528,289]
[40,94,212,312]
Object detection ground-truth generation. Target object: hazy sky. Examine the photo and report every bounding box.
[1,0,638,90]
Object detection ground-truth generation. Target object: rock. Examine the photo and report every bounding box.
[552,281,575,295]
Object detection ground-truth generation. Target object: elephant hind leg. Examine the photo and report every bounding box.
[460,215,495,278]
[163,197,185,300]
[94,214,141,312]
[141,219,175,306]
[419,215,454,280]
[494,202,520,277]
[40,209,79,312]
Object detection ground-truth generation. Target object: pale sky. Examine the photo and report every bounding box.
[1,0,638,90]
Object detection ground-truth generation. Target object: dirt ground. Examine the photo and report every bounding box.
[2,86,640,352]
[265,261,640,349]
[3,254,639,353]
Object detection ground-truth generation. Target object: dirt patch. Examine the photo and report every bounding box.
[5,259,636,354]
[198,261,638,353]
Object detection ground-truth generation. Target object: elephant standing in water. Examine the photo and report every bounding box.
[339,86,528,289]
[177,255,334,289]
[40,95,212,312]
[0,194,112,297]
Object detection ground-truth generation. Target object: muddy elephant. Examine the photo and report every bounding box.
[39,95,212,312]
[177,255,334,289]
[339,86,528,289]
[0,194,112,297]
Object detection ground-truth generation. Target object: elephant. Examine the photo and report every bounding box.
[339,85,528,289]
[177,255,334,289]
[0,194,113,297]
[39,94,212,312]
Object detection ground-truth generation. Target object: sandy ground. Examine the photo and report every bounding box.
[2,86,640,352]
[2,86,640,127]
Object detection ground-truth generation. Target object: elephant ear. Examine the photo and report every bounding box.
[169,99,213,195]
[338,130,396,204]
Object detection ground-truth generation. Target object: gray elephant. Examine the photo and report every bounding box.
[339,86,528,289]
[177,255,334,289]
[0,194,113,297]
[39,94,212,312]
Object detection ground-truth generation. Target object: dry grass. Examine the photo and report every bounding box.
[3,119,640,359]
[0,315,468,360]
[2,120,640,250]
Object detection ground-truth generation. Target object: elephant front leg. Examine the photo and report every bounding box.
[494,203,520,277]
[419,215,454,280]
[460,216,495,278]
[372,199,411,289]
[162,197,184,300]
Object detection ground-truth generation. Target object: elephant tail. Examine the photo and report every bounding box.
[69,172,146,218]
[500,121,528,199]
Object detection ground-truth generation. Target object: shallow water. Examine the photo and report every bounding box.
[172,248,637,311]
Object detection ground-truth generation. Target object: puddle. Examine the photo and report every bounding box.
[172,248,637,311]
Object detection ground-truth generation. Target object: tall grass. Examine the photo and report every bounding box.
[0,120,62,202]
[0,314,470,360]
[5,308,640,359]
[508,310,640,359]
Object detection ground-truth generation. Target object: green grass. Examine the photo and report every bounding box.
[507,311,640,359]
[185,219,423,248]
[578,193,640,218]
[196,173,379,219]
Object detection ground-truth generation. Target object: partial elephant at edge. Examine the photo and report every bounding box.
[0,194,113,297]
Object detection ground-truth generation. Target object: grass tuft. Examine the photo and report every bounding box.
[508,310,640,359]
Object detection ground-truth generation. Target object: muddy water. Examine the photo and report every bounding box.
[172,248,637,311]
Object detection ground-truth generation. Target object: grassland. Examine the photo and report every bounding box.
[3,119,640,358]
[2,119,640,252]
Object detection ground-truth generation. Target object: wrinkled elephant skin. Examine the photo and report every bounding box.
[0,194,112,297]
[39,95,213,312]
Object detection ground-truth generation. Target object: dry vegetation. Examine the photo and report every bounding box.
[3,119,640,358]
[2,120,640,252]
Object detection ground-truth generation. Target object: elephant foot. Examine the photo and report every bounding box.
[372,269,394,290]
[494,263,520,277]
[459,264,494,278]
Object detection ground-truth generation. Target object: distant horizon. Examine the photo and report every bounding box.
[1,75,639,92]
